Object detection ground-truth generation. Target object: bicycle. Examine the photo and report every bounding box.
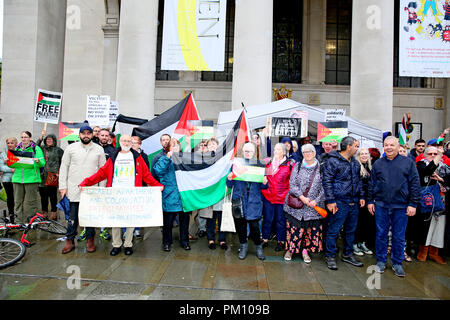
[0,237,26,269]
[0,212,68,248]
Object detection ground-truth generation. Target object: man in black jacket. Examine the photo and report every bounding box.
[99,128,116,160]
[408,139,426,162]
[322,136,365,270]
[368,136,420,277]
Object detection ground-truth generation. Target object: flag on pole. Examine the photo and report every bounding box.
[172,110,250,212]
[112,114,148,147]
[399,114,408,146]
[132,93,200,163]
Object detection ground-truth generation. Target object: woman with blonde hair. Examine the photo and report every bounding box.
[353,148,375,256]
[0,137,18,222]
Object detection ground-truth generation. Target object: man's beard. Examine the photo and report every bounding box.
[80,137,92,145]
[121,145,131,152]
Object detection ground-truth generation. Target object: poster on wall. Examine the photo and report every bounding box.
[161,0,227,71]
[399,0,450,78]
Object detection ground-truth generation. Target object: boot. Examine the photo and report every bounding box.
[62,239,75,254]
[416,245,429,262]
[86,238,96,253]
[49,211,58,221]
[255,244,266,260]
[429,246,446,265]
[238,242,248,260]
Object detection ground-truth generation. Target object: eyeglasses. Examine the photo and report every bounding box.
[427,153,438,155]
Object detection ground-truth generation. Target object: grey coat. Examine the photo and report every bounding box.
[283,160,325,222]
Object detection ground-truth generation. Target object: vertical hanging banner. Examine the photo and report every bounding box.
[34,89,62,124]
[86,95,111,127]
[161,0,227,71]
[399,0,450,77]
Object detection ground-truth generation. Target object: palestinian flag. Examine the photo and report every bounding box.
[398,114,408,146]
[112,114,148,147]
[231,158,265,183]
[59,122,86,141]
[187,120,214,149]
[132,93,200,163]
[436,132,445,144]
[6,150,35,169]
[317,121,348,142]
[37,90,61,106]
[172,110,250,212]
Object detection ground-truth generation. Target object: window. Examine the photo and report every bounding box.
[325,0,352,85]
[272,0,303,83]
[201,1,235,81]
[393,0,426,88]
[156,0,179,81]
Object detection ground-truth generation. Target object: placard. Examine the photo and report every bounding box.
[317,121,348,142]
[34,89,62,124]
[289,110,308,138]
[109,101,119,129]
[86,95,110,127]
[324,109,346,122]
[232,158,265,183]
[269,117,302,138]
[79,187,163,227]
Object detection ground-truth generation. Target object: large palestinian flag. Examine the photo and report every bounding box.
[112,114,148,147]
[172,110,250,212]
[132,93,200,163]
[7,150,35,169]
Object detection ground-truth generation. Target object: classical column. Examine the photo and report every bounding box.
[102,0,120,100]
[0,0,66,138]
[231,0,273,110]
[350,0,394,132]
[115,0,159,119]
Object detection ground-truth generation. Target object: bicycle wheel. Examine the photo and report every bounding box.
[0,238,26,269]
[34,217,68,235]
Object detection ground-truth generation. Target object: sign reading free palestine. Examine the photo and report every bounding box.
[161,0,227,71]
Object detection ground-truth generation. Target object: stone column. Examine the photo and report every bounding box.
[302,0,326,85]
[231,0,273,110]
[102,0,120,100]
[115,0,159,119]
[0,0,66,139]
[350,0,393,132]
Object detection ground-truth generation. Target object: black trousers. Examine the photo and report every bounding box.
[66,202,95,241]
[234,217,262,245]
[163,211,189,246]
[2,182,15,216]
[38,186,58,212]
[354,205,376,247]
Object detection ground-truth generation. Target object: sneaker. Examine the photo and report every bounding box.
[302,249,311,264]
[353,244,364,256]
[341,254,364,267]
[284,251,293,261]
[325,256,338,270]
[392,264,406,277]
[359,242,373,255]
[375,261,386,273]
[100,229,111,240]
[77,229,86,242]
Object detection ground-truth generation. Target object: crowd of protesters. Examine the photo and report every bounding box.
[1,123,449,279]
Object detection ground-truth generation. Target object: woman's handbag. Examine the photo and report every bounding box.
[44,151,59,187]
[286,164,318,209]
[420,183,445,214]
[221,188,236,233]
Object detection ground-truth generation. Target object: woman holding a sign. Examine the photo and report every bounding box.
[283,144,325,264]
[226,142,268,260]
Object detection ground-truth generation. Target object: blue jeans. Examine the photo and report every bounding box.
[325,200,359,257]
[374,205,408,265]
[262,199,286,242]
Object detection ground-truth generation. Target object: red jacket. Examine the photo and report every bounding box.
[261,158,295,204]
[415,153,450,166]
[80,149,163,188]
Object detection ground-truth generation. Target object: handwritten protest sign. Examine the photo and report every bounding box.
[79,187,163,227]
[324,109,346,122]
[86,95,110,127]
[34,89,62,124]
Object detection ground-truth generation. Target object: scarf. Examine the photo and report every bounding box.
[302,158,318,169]
[271,156,286,175]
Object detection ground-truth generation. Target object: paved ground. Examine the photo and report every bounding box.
[0,222,449,300]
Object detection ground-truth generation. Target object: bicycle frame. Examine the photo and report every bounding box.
[0,213,46,246]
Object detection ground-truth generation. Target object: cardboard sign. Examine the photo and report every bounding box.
[86,95,110,127]
[269,117,302,138]
[34,89,62,124]
[317,121,348,142]
[232,158,265,183]
[324,109,346,122]
[289,110,308,138]
[79,187,163,227]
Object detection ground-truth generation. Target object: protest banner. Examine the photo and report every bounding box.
[269,117,302,138]
[324,109,346,122]
[231,158,265,183]
[86,95,110,127]
[289,110,308,138]
[317,121,348,142]
[161,0,227,71]
[109,101,119,128]
[34,89,62,124]
[399,0,450,77]
[58,122,86,141]
[79,187,163,227]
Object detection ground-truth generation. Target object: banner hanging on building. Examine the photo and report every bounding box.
[79,187,163,227]
[399,0,450,78]
[161,0,227,71]
[34,89,62,124]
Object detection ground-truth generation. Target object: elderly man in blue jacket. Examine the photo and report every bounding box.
[368,136,420,277]
[322,136,365,271]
